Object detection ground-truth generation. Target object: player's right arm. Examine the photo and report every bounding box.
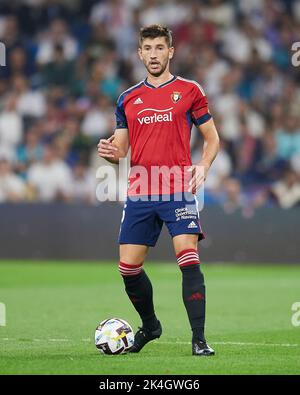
[97,128,129,164]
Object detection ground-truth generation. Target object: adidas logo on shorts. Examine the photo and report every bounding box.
[188,221,198,229]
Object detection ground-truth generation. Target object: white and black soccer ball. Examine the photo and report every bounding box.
[95,318,134,355]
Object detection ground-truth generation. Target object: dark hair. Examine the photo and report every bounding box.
[139,24,173,48]
[54,43,64,53]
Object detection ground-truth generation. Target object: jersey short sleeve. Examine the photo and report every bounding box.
[190,83,212,126]
[115,93,128,129]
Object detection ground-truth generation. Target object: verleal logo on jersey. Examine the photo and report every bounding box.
[171,91,182,103]
[137,107,173,125]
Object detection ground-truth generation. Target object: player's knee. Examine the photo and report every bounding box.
[118,261,143,277]
[173,234,198,254]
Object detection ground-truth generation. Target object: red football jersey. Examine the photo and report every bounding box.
[115,75,212,196]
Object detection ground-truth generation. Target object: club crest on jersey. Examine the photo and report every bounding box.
[171,92,182,103]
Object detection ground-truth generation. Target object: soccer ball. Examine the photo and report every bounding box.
[95,318,134,355]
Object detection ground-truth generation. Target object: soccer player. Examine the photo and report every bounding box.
[98,25,219,356]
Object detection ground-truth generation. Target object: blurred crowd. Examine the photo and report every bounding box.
[0,0,299,211]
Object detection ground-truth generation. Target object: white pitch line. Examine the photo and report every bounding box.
[159,341,299,348]
[0,338,299,348]
[48,338,70,342]
[215,341,299,347]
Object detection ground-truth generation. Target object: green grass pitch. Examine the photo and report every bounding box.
[0,261,300,375]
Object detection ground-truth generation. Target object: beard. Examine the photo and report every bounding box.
[145,58,169,77]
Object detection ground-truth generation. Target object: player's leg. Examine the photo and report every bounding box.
[119,244,162,353]
[118,199,163,352]
[173,234,206,342]
[173,234,214,356]
[158,193,214,355]
[119,243,159,330]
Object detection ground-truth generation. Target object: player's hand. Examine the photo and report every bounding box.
[97,135,118,159]
[188,162,210,193]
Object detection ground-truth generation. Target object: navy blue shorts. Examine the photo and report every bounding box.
[118,193,205,247]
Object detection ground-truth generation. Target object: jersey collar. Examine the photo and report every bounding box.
[144,75,177,89]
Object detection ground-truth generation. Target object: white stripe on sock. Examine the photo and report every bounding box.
[177,254,199,264]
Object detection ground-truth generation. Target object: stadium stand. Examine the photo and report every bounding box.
[0,0,299,210]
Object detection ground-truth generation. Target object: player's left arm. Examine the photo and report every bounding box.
[189,118,220,193]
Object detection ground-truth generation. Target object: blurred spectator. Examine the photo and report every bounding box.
[196,45,229,99]
[293,0,300,22]
[0,79,9,110]
[0,0,298,209]
[58,117,89,164]
[255,131,287,183]
[81,95,114,140]
[275,116,300,160]
[88,58,122,102]
[85,22,116,64]
[239,101,265,139]
[214,69,242,141]
[139,0,167,26]
[42,43,75,90]
[71,161,96,204]
[272,17,294,69]
[36,18,78,65]
[16,125,44,177]
[291,154,300,174]
[39,101,65,142]
[230,119,261,184]
[90,0,132,29]
[5,46,35,79]
[202,0,235,28]
[271,168,300,209]
[0,157,26,203]
[0,15,23,52]
[0,95,23,158]
[218,177,247,214]
[252,63,285,107]
[13,74,46,118]
[38,0,72,26]
[27,144,72,202]
[139,0,189,27]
